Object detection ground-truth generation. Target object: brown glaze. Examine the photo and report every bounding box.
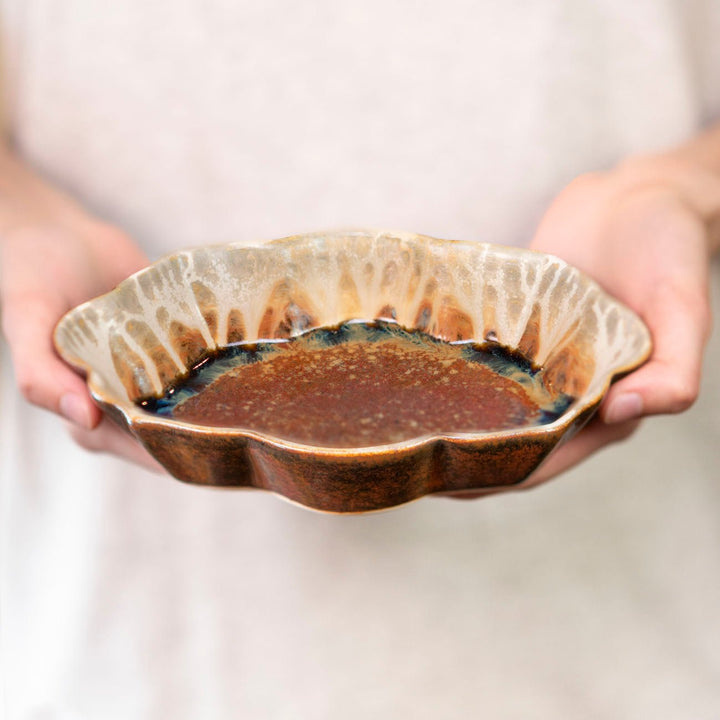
[54,230,652,513]
[147,323,572,448]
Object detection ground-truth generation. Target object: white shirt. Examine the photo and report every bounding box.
[1,1,720,718]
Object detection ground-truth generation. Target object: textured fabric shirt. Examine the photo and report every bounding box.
[1,2,720,718]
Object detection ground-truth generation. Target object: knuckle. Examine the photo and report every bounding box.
[16,371,43,406]
[12,360,55,412]
[569,171,606,190]
[560,172,607,200]
[17,378,36,404]
[665,378,699,413]
[91,222,137,253]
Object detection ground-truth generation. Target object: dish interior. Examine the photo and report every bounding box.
[138,320,575,448]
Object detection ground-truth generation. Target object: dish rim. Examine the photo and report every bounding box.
[54,232,653,457]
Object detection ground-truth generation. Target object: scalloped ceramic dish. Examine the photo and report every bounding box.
[54,230,651,513]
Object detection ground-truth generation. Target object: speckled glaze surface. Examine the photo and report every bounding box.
[54,230,651,512]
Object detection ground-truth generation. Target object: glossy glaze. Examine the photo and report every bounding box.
[54,231,652,512]
[140,322,574,447]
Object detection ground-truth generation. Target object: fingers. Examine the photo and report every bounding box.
[4,286,163,473]
[602,282,711,424]
[1,223,150,429]
[441,277,709,500]
[439,416,640,501]
[67,417,165,473]
[522,417,641,487]
[1,291,102,429]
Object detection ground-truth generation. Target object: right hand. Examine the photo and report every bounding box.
[0,153,162,470]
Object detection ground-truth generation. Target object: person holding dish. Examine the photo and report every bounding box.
[0,2,719,718]
[2,113,717,485]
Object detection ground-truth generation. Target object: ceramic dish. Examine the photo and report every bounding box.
[54,230,651,512]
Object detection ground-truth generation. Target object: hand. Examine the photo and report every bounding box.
[0,149,162,470]
[446,153,718,499]
[525,155,717,487]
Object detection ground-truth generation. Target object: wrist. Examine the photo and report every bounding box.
[0,144,100,241]
[612,152,720,255]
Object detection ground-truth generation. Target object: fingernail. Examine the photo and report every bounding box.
[60,393,92,429]
[605,392,643,424]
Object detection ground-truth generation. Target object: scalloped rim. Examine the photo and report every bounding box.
[55,232,652,460]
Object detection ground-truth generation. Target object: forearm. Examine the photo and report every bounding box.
[0,139,149,453]
[670,122,720,178]
[0,141,100,239]
[669,123,720,254]
[616,124,720,255]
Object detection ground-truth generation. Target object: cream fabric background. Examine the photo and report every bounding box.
[1,1,719,718]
